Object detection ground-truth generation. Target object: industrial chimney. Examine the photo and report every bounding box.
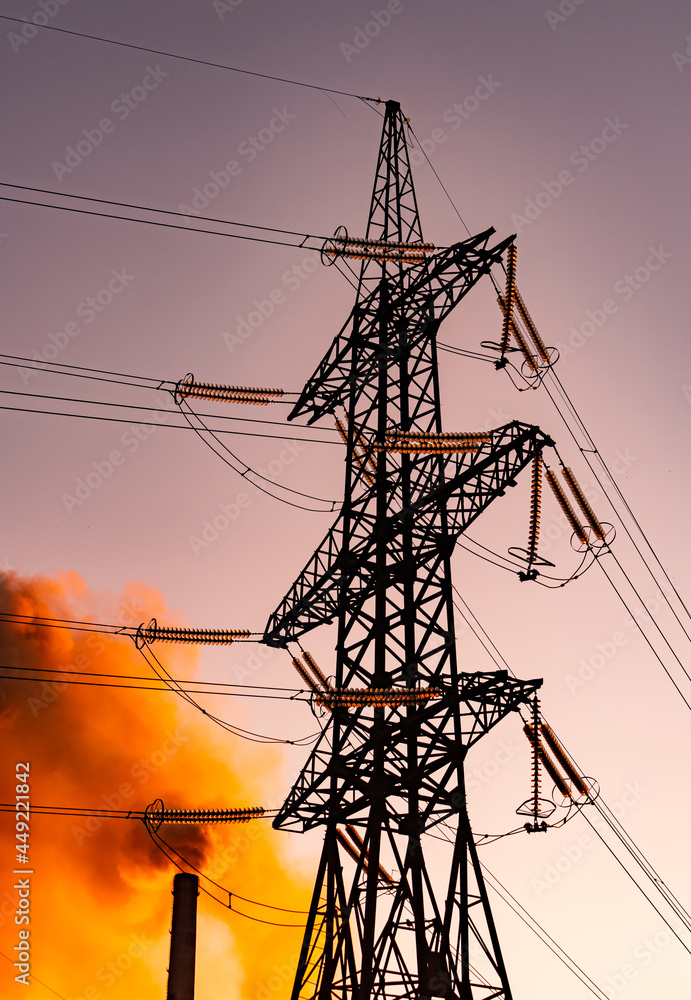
[166,872,199,1000]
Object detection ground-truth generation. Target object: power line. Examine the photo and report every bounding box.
[0,181,326,241]
[0,190,327,248]
[452,586,691,946]
[0,15,380,104]
[143,823,308,926]
[544,370,691,636]
[0,951,67,1000]
[0,802,279,821]
[0,611,319,743]
[482,865,609,1000]
[135,638,320,746]
[0,401,340,446]
[0,662,309,701]
[0,610,260,639]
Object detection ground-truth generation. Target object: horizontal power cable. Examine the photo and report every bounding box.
[0,402,340,445]
[0,802,278,821]
[0,662,308,700]
[0,16,381,103]
[0,190,328,248]
[0,181,332,254]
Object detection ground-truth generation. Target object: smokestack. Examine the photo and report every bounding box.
[166,873,199,1000]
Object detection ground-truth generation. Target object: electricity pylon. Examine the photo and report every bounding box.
[263,101,551,1000]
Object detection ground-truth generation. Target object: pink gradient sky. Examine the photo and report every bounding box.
[1,1,691,998]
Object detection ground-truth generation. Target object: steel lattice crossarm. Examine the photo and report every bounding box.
[274,670,542,833]
[263,420,553,648]
[291,228,511,426]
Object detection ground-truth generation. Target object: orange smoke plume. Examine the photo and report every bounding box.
[0,571,311,1000]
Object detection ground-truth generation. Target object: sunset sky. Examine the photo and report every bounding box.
[1,2,691,999]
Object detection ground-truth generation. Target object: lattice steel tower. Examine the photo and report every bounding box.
[263,101,551,1000]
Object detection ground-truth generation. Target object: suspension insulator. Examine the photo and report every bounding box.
[527,453,542,564]
[292,657,321,695]
[537,747,571,798]
[339,826,395,885]
[509,317,539,372]
[501,244,517,355]
[545,469,589,545]
[302,651,332,691]
[540,723,589,797]
[335,417,348,446]
[336,828,366,867]
[524,722,572,798]
[497,294,539,372]
[515,288,551,365]
[561,468,606,541]
[531,699,541,819]
[353,426,378,476]
[336,417,376,485]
